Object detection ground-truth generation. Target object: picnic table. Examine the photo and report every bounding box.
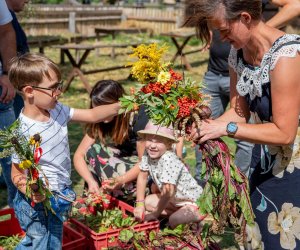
[27,35,68,54]
[160,30,205,70]
[52,42,144,93]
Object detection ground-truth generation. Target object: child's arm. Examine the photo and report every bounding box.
[146,183,176,220]
[11,163,45,203]
[133,170,148,222]
[103,140,145,191]
[71,102,120,123]
[103,163,141,191]
[73,134,100,194]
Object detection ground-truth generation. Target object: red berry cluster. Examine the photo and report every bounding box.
[177,97,198,118]
[141,81,174,96]
[169,68,182,82]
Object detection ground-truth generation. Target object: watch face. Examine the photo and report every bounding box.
[227,122,237,133]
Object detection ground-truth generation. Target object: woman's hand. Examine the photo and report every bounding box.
[134,206,145,222]
[189,119,227,144]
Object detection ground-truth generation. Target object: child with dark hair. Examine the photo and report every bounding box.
[74,80,149,203]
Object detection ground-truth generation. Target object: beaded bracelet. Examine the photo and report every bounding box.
[135,199,145,207]
[135,201,145,207]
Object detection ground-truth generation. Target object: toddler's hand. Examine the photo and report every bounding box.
[134,206,145,222]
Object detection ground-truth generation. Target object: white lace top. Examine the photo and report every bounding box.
[228,34,300,101]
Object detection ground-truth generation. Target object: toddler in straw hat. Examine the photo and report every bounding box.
[133,121,203,228]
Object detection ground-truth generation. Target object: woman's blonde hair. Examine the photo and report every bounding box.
[86,80,130,145]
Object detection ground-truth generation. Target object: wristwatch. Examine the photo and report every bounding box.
[226,122,238,137]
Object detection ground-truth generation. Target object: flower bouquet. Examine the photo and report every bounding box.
[120,43,255,246]
[0,120,53,211]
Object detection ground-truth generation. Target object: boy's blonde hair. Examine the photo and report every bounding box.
[9,53,61,91]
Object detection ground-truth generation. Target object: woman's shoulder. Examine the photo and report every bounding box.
[268,34,300,70]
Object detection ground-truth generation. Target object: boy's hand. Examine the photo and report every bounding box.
[31,192,46,203]
[134,206,145,222]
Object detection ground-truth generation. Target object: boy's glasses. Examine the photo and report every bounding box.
[31,81,64,97]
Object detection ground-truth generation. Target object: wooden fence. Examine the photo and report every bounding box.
[18,4,299,37]
[18,4,183,36]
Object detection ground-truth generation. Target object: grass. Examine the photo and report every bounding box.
[0,33,238,248]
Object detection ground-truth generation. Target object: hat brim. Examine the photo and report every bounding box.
[137,129,178,142]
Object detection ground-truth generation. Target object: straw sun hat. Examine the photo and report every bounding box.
[137,121,177,142]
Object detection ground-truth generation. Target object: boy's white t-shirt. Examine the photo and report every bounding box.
[140,151,203,203]
[12,102,74,192]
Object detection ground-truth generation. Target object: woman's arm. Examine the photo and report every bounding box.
[71,102,120,123]
[266,0,300,29]
[73,134,101,194]
[191,68,249,142]
[197,56,300,145]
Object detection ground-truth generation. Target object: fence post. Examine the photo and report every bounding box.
[69,12,76,33]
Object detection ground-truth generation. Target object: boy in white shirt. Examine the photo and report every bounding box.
[9,53,120,249]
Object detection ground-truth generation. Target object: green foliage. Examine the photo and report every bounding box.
[0,235,23,250]
[74,208,138,233]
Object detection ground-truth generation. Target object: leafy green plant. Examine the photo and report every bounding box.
[72,207,137,233]
[118,224,223,249]
[0,235,23,250]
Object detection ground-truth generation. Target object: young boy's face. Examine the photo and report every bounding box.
[26,70,62,110]
[145,135,172,159]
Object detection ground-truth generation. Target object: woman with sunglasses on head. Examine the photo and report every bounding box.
[185,0,300,248]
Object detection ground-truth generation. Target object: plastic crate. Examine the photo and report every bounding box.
[69,195,159,250]
[0,208,86,250]
[62,223,86,250]
[0,208,23,237]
